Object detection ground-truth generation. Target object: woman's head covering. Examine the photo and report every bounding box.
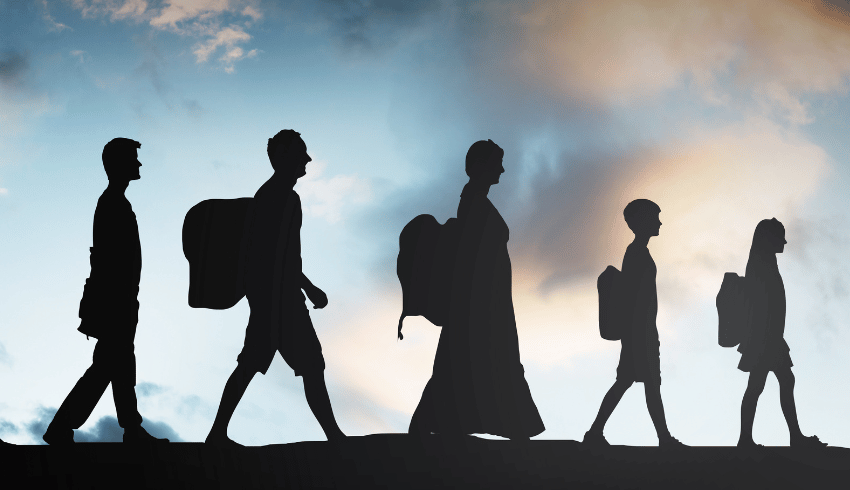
[465,139,504,178]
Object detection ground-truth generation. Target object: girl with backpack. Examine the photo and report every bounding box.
[736,218,826,449]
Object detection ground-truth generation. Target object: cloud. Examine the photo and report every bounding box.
[183,98,204,117]
[0,188,8,196]
[0,342,12,367]
[24,406,56,444]
[22,405,182,443]
[297,161,372,224]
[191,24,256,72]
[0,51,29,90]
[74,416,184,442]
[508,117,829,301]
[0,419,19,437]
[136,381,167,397]
[0,50,52,136]
[517,0,850,121]
[69,0,149,22]
[70,49,88,63]
[316,0,442,53]
[69,0,263,72]
[40,0,72,31]
[150,0,245,28]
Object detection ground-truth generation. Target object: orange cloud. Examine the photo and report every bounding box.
[507,116,829,359]
[517,0,850,119]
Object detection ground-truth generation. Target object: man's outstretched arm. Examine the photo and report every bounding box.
[301,272,328,309]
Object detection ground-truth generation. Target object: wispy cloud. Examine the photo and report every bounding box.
[69,49,88,63]
[297,161,372,224]
[191,24,256,73]
[68,0,263,73]
[0,342,12,367]
[40,0,72,32]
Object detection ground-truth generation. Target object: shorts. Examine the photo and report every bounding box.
[237,303,325,376]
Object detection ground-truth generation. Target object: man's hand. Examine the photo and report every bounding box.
[305,285,328,309]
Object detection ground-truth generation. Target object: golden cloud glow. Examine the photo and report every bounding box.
[517,0,850,117]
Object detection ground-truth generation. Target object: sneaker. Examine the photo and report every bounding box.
[582,430,610,448]
[42,426,75,446]
[659,435,688,449]
[791,435,827,450]
[123,426,169,444]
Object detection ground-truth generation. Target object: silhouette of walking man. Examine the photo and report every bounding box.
[205,130,345,445]
[737,218,826,449]
[42,138,168,445]
[583,199,685,448]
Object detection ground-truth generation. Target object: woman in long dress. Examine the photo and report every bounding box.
[409,139,545,440]
[737,218,826,449]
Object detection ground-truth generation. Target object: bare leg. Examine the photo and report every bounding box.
[206,364,255,442]
[644,382,671,441]
[774,368,804,440]
[302,373,345,441]
[738,369,768,446]
[588,379,632,435]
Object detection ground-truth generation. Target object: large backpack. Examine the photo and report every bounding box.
[396,214,460,339]
[716,272,750,347]
[182,198,255,310]
[597,265,624,341]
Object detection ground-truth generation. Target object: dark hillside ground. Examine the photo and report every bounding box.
[3,434,847,489]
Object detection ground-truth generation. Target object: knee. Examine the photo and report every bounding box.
[744,380,766,398]
[613,379,633,392]
[234,363,257,382]
[777,370,795,388]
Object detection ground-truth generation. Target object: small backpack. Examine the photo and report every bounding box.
[597,265,624,341]
[396,214,460,339]
[716,272,750,347]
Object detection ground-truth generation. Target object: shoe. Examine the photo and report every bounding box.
[736,439,764,449]
[582,430,610,448]
[791,435,827,450]
[42,426,75,446]
[123,426,169,444]
[205,433,243,447]
[659,435,688,449]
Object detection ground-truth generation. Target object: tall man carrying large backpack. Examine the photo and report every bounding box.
[42,138,168,445]
[583,199,685,449]
[205,130,345,445]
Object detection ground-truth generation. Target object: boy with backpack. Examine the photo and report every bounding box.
[584,199,685,449]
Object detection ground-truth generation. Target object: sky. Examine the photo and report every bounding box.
[2,0,850,448]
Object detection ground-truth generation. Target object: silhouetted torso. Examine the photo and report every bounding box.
[246,180,304,304]
[78,186,142,342]
[413,184,544,438]
[738,253,790,372]
[616,243,661,383]
[92,187,142,288]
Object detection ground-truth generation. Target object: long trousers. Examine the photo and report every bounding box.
[50,339,143,430]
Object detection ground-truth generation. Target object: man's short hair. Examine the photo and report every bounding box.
[623,199,661,232]
[465,139,504,178]
[267,129,302,169]
[102,138,141,179]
